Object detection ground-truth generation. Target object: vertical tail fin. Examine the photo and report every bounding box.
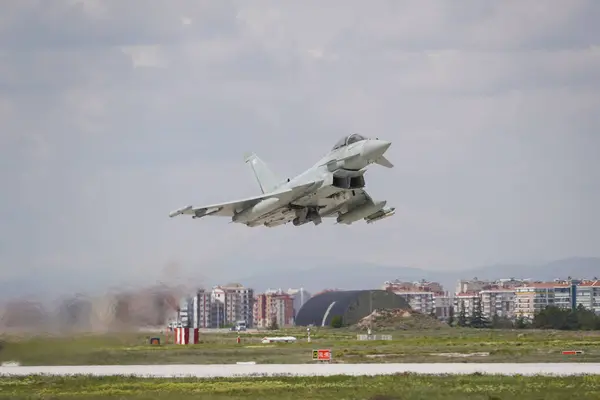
[244,152,282,194]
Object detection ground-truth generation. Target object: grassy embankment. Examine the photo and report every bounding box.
[1,374,599,399]
[1,327,599,365]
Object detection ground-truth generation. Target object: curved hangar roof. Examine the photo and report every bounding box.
[295,289,409,327]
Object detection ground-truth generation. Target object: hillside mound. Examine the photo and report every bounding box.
[352,308,449,330]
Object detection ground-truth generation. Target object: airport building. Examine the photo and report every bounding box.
[294,289,409,327]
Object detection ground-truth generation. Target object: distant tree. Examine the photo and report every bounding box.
[447,306,455,327]
[268,316,279,330]
[330,315,344,328]
[574,304,598,330]
[491,312,500,328]
[533,306,569,330]
[469,300,490,329]
[531,304,600,330]
[565,310,581,330]
[515,314,529,329]
[490,313,514,329]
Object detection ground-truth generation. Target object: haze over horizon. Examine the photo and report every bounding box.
[1,1,599,295]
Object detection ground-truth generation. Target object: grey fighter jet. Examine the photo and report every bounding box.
[169,134,396,227]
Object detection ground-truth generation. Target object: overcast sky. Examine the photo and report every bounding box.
[1,0,599,291]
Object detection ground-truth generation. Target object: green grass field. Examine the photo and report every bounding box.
[1,327,600,366]
[1,374,599,399]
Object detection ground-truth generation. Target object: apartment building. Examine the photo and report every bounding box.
[455,278,600,321]
[191,289,213,328]
[383,279,446,316]
[175,284,254,328]
[453,292,480,317]
[393,292,435,314]
[514,283,571,320]
[434,295,452,320]
[456,279,490,295]
[456,278,530,294]
[576,281,600,314]
[212,283,254,327]
[253,290,295,328]
[479,290,516,319]
[384,279,444,295]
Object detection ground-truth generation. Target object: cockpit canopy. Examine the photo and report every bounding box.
[331,133,368,151]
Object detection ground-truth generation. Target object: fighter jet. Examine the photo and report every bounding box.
[169,133,396,227]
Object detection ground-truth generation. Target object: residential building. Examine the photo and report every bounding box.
[456,278,490,295]
[178,296,192,327]
[211,283,254,327]
[383,279,445,295]
[191,289,212,328]
[393,291,434,315]
[453,292,480,317]
[480,290,516,319]
[383,279,446,316]
[456,278,531,295]
[253,290,295,328]
[175,284,254,328]
[210,300,225,328]
[434,295,452,320]
[575,280,600,314]
[514,283,571,320]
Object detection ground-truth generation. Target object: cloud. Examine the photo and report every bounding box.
[1,0,599,293]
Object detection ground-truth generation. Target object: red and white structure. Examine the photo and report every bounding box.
[174,328,200,345]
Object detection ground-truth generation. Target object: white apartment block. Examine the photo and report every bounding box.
[176,284,255,328]
[453,293,480,317]
[480,290,516,319]
[212,283,254,327]
[384,279,445,295]
[178,297,191,327]
[394,292,435,315]
[456,278,530,294]
[576,282,600,314]
[384,279,446,317]
[192,289,213,328]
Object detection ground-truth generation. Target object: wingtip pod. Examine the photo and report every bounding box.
[169,205,193,218]
[243,152,256,163]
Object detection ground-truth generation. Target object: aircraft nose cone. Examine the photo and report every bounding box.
[364,140,391,160]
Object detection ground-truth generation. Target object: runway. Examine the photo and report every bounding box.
[1,363,600,378]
